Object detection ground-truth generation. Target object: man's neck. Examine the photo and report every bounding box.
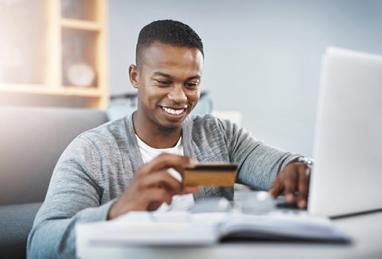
[132,111,182,149]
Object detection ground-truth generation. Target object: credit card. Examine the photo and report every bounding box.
[183,163,238,187]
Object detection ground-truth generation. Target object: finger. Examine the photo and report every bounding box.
[297,165,309,209]
[270,176,283,198]
[167,168,194,194]
[166,168,199,194]
[141,188,173,211]
[182,186,198,194]
[139,170,182,194]
[283,168,298,203]
[137,153,195,177]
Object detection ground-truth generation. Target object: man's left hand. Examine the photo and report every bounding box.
[270,162,310,209]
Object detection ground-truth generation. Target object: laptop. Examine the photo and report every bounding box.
[308,47,382,217]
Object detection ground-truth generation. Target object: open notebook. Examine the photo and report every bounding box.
[76,210,350,250]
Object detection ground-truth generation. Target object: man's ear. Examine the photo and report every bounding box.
[128,64,139,89]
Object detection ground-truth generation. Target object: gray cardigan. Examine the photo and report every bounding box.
[27,114,299,258]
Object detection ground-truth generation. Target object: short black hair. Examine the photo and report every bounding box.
[136,20,204,66]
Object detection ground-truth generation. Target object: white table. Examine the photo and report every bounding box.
[78,211,382,259]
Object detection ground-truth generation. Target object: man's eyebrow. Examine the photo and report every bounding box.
[152,72,201,81]
[152,72,172,78]
[186,75,201,81]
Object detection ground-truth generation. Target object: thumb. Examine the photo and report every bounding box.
[182,186,198,194]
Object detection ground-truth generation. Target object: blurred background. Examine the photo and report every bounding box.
[1,0,382,156]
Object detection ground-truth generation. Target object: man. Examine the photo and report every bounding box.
[27,20,310,258]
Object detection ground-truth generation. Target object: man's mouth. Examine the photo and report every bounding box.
[160,106,187,118]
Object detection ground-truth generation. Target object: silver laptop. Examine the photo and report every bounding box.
[308,47,382,217]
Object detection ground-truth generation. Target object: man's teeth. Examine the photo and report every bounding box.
[162,107,185,115]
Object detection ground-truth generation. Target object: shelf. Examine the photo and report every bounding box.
[61,0,98,21]
[0,84,102,97]
[0,0,108,109]
[61,18,102,31]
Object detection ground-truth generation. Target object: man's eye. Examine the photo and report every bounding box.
[186,82,199,89]
[155,80,171,85]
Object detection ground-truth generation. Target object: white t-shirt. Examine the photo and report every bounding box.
[136,135,194,212]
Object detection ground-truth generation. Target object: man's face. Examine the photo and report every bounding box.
[130,41,203,130]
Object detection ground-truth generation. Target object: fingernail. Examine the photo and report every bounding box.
[168,168,182,182]
[286,194,294,202]
[298,200,306,208]
[188,158,196,167]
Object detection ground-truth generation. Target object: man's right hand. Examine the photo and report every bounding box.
[107,153,197,220]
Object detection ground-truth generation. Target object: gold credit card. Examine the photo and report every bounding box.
[183,163,238,187]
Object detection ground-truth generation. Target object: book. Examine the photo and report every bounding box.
[76,210,350,250]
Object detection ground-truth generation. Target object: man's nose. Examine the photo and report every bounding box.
[168,85,187,103]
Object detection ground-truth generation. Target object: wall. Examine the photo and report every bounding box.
[107,0,382,155]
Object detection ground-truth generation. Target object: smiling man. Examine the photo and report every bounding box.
[27,20,310,258]
[130,39,203,148]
